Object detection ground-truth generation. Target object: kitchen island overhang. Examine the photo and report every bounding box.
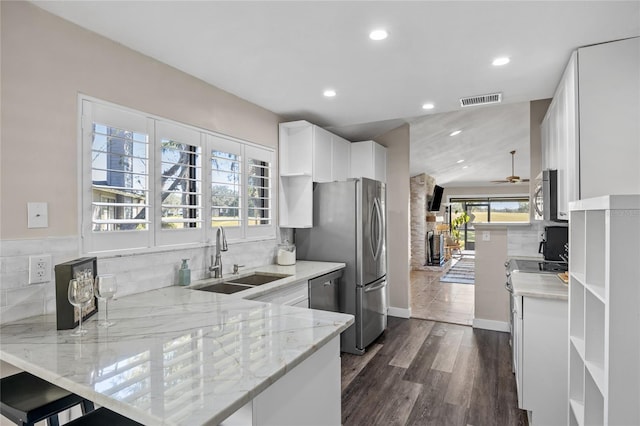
[0,286,353,425]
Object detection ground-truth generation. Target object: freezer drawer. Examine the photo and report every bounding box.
[357,278,387,349]
[308,269,343,313]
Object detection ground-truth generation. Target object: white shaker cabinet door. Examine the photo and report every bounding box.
[312,126,333,183]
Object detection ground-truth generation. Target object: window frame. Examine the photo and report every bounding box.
[80,96,276,255]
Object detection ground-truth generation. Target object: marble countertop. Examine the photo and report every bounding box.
[0,261,353,425]
[189,260,346,300]
[511,270,568,300]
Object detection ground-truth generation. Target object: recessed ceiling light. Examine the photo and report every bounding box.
[457,159,465,164]
[422,103,435,110]
[323,89,336,98]
[450,130,462,136]
[369,29,388,41]
[462,165,469,169]
[492,56,510,66]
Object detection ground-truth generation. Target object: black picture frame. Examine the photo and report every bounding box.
[54,257,98,330]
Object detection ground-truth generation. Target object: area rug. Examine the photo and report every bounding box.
[440,255,475,284]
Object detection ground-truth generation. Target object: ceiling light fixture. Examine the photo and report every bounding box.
[457,159,465,164]
[450,130,462,136]
[323,89,336,98]
[492,56,510,66]
[462,165,469,169]
[369,29,388,41]
[422,103,435,110]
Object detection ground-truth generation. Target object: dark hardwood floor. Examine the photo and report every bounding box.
[341,317,528,426]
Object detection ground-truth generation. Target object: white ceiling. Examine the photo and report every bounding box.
[32,1,640,186]
[411,101,530,187]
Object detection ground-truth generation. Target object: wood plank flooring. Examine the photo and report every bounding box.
[342,318,528,426]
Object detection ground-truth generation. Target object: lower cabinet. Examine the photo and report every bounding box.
[221,336,341,425]
[251,280,309,308]
[512,294,568,425]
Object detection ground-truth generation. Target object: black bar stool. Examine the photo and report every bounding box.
[65,407,143,425]
[0,372,95,426]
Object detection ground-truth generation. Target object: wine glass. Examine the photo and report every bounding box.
[95,274,117,327]
[68,276,94,336]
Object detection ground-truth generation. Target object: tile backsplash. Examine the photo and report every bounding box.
[507,221,567,258]
[1,236,278,323]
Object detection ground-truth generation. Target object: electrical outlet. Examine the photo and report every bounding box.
[28,254,52,284]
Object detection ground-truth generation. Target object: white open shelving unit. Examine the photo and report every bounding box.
[568,194,640,426]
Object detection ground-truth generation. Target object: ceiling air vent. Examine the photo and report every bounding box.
[460,92,502,107]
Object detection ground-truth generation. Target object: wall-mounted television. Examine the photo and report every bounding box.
[428,185,444,211]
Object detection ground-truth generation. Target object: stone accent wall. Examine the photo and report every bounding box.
[410,173,436,270]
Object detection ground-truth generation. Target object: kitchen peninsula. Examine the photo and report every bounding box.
[0,262,353,425]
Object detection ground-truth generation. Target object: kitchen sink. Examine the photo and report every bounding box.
[196,282,253,294]
[225,273,291,286]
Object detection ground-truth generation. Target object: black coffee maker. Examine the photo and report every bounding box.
[539,226,568,261]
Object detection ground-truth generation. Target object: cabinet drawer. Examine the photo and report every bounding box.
[253,281,308,306]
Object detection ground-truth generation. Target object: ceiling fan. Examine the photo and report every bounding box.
[492,150,530,184]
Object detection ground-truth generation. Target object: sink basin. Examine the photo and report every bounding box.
[196,282,253,294]
[226,273,291,286]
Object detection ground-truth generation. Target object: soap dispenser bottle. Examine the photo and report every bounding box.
[178,259,191,286]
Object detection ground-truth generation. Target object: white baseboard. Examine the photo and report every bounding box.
[473,318,510,332]
[387,306,411,319]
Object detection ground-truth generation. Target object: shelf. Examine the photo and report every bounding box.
[570,336,585,359]
[570,271,586,286]
[584,369,604,425]
[570,398,585,426]
[569,210,586,275]
[585,360,605,396]
[584,291,605,377]
[584,210,606,293]
[584,282,606,303]
[280,172,312,178]
[569,343,584,408]
[569,281,584,341]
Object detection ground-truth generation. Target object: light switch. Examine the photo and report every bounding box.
[27,202,48,228]
[482,231,491,241]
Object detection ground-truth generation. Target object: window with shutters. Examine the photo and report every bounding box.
[80,97,275,254]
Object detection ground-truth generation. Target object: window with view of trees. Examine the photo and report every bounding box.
[81,98,275,253]
[160,139,202,230]
[91,123,149,232]
[248,158,271,226]
[211,150,241,228]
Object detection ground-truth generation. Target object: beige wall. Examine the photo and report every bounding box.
[473,224,509,325]
[0,2,280,239]
[375,124,410,315]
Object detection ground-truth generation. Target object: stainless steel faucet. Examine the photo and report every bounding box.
[210,226,228,278]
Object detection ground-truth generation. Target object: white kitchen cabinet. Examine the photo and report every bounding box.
[312,126,333,183]
[568,195,640,426]
[332,135,351,182]
[349,140,387,183]
[511,292,568,425]
[541,51,578,221]
[222,336,341,426]
[541,38,639,218]
[279,121,352,228]
[250,280,309,307]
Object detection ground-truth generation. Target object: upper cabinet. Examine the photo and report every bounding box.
[541,37,639,219]
[542,51,579,221]
[278,121,352,228]
[350,140,387,183]
[578,38,639,199]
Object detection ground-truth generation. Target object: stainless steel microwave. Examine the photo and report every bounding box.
[534,169,567,222]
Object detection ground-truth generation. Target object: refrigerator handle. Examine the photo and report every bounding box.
[370,197,383,260]
[364,279,386,293]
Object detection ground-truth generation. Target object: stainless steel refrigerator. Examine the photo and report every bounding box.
[297,178,387,355]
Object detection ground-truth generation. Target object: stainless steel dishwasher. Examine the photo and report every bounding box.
[308,269,343,313]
